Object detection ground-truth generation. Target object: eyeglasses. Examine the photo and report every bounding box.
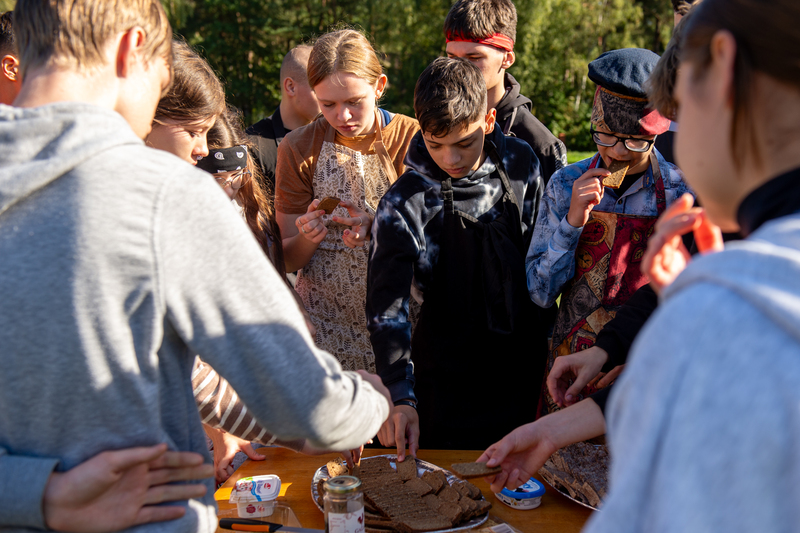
[214,168,252,192]
[590,127,656,153]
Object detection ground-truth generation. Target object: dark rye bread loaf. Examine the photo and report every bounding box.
[538,441,609,509]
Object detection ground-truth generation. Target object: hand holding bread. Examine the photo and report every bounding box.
[567,168,609,227]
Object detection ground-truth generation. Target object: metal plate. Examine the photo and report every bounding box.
[311,454,489,532]
[538,476,600,511]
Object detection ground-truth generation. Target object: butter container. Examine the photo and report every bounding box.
[495,478,545,510]
[229,475,281,518]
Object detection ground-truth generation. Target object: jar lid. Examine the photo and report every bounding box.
[324,475,362,494]
[499,477,545,500]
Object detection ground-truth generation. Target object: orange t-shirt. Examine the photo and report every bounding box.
[274,113,420,214]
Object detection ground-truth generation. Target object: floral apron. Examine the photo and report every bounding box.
[539,152,666,415]
[294,111,397,373]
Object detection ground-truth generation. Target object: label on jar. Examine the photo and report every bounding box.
[326,508,365,533]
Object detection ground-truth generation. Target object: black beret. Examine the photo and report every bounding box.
[588,48,662,98]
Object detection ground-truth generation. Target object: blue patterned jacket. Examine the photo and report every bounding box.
[526,150,691,308]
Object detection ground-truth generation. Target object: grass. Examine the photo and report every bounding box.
[566,151,596,164]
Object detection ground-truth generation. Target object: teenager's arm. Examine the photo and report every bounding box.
[1,445,211,531]
[159,173,390,452]
[519,150,545,248]
[525,167,586,307]
[367,194,424,460]
[366,197,422,405]
[277,205,325,272]
[478,398,606,492]
[192,359,305,451]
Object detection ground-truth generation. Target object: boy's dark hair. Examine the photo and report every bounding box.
[0,12,15,56]
[414,57,487,138]
[443,0,517,43]
[671,0,702,15]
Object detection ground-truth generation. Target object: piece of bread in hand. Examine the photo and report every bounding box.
[317,196,341,214]
[450,462,501,479]
[602,160,629,189]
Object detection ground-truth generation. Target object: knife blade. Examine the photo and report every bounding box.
[218,518,323,533]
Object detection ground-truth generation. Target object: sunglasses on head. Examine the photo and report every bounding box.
[214,168,252,192]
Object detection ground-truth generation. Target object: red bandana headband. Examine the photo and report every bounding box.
[446,32,514,53]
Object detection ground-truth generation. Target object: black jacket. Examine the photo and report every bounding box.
[495,73,567,184]
[245,106,287,196]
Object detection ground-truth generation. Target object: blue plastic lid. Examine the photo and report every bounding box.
[499,478,545,499]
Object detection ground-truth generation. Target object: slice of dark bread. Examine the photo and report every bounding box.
[404,477,433,497]
[450,462,501,479]
[602,160,629,189]
[396,457,418,481]
[462,480,481,499]
[317,196,341,214]
[438,485,460,503]
[394,515,453,533]
[421,493,440,510]
[420,471,444,494]
[436,501,463,523]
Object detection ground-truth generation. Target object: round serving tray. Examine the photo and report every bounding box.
[311,454,489,533]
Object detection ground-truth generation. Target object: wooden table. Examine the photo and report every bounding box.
[215,447,592,533]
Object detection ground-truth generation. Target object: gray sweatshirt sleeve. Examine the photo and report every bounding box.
[192,359,305,451]
[0,448,60,529]
[157,174,389,451]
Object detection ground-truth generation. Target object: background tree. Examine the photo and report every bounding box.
[2,0,675,151]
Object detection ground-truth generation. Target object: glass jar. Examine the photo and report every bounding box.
[323,475,364,533]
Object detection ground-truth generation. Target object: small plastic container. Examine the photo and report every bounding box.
[495,477,545,510]
[229,475,281,518]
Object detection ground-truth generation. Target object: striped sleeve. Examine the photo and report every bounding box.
[191,357,306,451]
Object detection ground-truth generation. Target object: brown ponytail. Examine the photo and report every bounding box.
[679,0,800,166]
[207,106,287,281]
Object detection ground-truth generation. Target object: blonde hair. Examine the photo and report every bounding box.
[307,29,383,89]
[13,0,172,79]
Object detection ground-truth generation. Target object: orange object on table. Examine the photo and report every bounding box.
[215,447,592,533]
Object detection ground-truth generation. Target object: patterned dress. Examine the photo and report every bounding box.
[275,111,419,371]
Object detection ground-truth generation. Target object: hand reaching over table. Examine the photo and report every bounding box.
[204,425,266,485]
[547,346,610,407]
[478,399,607,493]
[377,404,419,462]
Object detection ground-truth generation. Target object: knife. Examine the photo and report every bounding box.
[218,518,323,533]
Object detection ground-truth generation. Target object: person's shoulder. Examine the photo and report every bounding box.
[384,113,420,138]
[653,149,686,187]
[500,133,535,159]
[385,169,433,204]
[245,115,276,138]
[281,117,328,150]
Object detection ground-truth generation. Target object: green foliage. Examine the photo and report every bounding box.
[513,0,673,151]
[0,0,15,11]
[3,0,675,147]
[165,0,451,122]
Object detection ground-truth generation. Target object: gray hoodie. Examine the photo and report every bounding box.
[0,103,389,532]
[584,212,800,533]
